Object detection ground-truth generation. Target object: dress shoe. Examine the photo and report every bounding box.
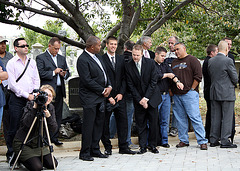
[210,142,220,147]
[161,144,170,148]
[52,140,63,146]
[176,142,189,148]
[220,142,237,148]
[119,148,136,155]
[149,147,159,154]
[92,153,109,158]
[79,155,94,161]
[200,143,208,150]
[137,148,147,154]
[104,149,112,155]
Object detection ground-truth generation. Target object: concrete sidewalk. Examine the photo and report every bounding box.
[1,130,240,170]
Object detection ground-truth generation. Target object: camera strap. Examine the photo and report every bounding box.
[16,58,31,82]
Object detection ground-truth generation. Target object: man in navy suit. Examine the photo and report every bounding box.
[101,36,136,155]
[77,36,112,161]
[36,37,70,146]
[125,44,161,154]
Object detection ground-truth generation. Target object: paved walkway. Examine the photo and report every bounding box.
[1,132,240,170]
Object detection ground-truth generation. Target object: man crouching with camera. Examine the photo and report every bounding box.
[12,85,58,171]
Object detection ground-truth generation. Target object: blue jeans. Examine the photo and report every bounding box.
[126,96,134,145]
[158,93,171,144]
[0,107,3,128]
[172,90,207,145]
[109,113,117,139]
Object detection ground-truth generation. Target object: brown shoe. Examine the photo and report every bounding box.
[176,142,189,148]
[200,143,208,150]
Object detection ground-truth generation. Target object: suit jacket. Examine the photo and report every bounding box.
[77,50,111,108]
[208,53,238,101]
[36,51,70,97]
[125,57,161,108]
[202,56,211,100]
[102,53,126,98]
[148,50,155,59]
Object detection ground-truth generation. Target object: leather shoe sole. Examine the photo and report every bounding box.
[79,156,94,161]
[176,142,189,148]
[92,153,109,158]
[104,150,112,155]
[161,144,170,148]
[220,144,237,148]
[210,142,220,147]
[200,143,208,150]
[119,148,136,155]
[137,148,147,154]
[150,148,159,154]
[53,140,63,146]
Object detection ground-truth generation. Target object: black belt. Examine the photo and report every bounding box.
[161,92,168,95]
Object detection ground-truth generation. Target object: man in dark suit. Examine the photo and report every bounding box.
[36,37,70,146]
[140,36,155,59]
[77,36,112,161]
[208,40,238,148]
[101,36,135,155]
[202,44,218,141]
[125,44,161,154]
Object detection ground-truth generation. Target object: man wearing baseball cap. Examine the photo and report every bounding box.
[0,36,13,67]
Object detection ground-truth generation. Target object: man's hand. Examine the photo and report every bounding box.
[103,87,112,97]
[108,97,116,105]
[139,98,148,109]
[59,70,67,77]
[28,94,34,101]
[0,66,2,72]
[115,94,123,102]
[54,68,62,74]
[176,82,184,90]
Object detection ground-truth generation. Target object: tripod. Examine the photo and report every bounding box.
[11,105,56,171]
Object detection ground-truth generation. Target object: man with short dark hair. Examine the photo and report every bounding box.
[125,44,161,154]
[171,42,208,150]
[101,36,135,155]
[77,36,112,161]
[202,44,218,141]
[154,46,183,148]
[6,38,40,161]
[36,37,70,146]
[140,36,155,59]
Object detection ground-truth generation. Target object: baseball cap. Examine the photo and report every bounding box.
[0,36,8,43]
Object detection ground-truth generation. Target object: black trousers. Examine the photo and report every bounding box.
[101,99,128,151]
[80,101,105,157]
[204,98,211,141]
[6,92,27,156]
[134,103,158,148]
[52,86,63,141]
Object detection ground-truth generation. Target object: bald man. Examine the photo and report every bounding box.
[77,36,112,161]
[208,41,238,148]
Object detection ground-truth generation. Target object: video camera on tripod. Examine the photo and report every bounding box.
[33,89,48,108]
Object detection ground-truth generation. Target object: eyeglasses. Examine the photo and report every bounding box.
[17,44,29,48]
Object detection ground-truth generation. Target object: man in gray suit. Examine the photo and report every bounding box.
[208,40,238,148]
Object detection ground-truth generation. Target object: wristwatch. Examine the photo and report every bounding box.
[191,88,194,91]
[176,80,180,83]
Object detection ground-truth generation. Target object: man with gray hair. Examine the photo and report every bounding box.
[208,40,238,148]
[140,36,155,59]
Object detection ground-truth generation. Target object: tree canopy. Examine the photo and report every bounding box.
[0,0,239,57]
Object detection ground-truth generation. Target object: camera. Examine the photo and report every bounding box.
[33,89,48,106]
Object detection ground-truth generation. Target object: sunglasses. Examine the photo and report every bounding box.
[17,44,29,48]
